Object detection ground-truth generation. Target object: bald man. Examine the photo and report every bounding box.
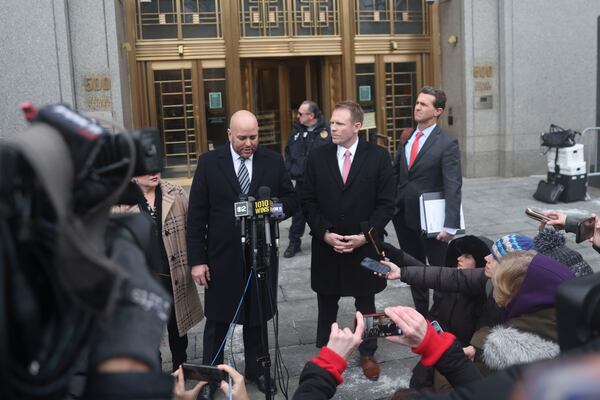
[187,110,297,397]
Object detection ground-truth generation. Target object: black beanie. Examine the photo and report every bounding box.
[446,235,493,268]
[534,228,594,277]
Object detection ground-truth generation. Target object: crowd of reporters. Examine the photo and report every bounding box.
[4,102,600,400]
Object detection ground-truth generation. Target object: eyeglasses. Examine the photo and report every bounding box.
[297,111,312,116]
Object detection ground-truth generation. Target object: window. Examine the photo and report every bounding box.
[136,0,222,40]
[356,0,424,35]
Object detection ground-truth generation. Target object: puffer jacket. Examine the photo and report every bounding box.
[284,114,331,180]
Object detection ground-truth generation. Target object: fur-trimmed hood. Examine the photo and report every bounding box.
[482,326,560,370]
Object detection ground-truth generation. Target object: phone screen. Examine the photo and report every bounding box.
[181,363,226,383]
[576,217,595,243]
[361,313,402,339]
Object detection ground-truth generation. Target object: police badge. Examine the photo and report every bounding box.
[320,130,328,139]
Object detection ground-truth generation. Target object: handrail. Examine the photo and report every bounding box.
[581,127,600,177]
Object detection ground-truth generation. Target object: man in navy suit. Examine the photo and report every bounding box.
[392,87,463,316]
[302,101,396,381]
[187,110,297,398]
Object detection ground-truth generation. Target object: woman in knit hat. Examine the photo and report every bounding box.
[482,251,576,371]
[380,233,537,381]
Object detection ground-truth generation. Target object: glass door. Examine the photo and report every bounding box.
[383,55,422,158]
[147,61,200,178]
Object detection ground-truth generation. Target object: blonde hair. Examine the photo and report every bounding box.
[492,251,536,307]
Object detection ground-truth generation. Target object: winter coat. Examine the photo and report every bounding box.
[113,180,204,336]
[478,254,574,371]
[187,145,297,323]
[482,309,560,370]
[302,141,396,296]
[284,115,331,180]
[400,265,487,345]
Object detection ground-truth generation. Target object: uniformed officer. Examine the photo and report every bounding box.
[283,100,331,258]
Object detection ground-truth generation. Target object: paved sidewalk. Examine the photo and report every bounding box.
[164,175,600,399]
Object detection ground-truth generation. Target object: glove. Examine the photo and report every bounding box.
[382,242,405,265]
[89,229,171,372]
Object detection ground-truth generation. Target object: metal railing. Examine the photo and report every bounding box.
[581,127,600,177]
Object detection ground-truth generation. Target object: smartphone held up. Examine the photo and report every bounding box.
[181,363,227,383]
[359,313,402,339]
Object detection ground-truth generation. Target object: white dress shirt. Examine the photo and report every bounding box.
[336,138,359,176]
[230,144,253,180]
[404,123,436,164]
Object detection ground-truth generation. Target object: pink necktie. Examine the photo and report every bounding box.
[342,149,352,183]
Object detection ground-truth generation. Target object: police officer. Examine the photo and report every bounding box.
[284,100,331,258]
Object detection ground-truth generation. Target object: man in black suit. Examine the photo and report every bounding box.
[392,86,462,316]
[302,101,396,381]
[187,110,297,398]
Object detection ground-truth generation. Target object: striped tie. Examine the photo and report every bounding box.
[237,156,250,194]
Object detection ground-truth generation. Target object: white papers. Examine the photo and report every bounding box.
[419,192,465,238]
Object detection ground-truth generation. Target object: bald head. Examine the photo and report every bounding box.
[228,110,259,158]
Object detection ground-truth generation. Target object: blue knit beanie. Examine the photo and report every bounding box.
[491,234,535,259]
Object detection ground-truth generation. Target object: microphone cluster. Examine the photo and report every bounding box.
[234,186,283,245]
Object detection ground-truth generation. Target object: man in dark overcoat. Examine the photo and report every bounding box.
[187,110,297,397]
[301,101,396,381]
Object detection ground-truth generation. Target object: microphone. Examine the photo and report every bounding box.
[234,194,254,243]
[257,186,272,247]
[271,197,281,247]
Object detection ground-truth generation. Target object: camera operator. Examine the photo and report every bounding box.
[0,104,175,399]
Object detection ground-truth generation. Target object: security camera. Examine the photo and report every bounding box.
[426,0,436,4]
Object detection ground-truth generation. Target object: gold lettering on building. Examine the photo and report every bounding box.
[85,95,112,111]
[473,65,493,79]
[84,76,111,92]
[475,81,492,92]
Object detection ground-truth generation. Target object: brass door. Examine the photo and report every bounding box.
[381,55,422,158]
[147,61,201,178]
[242,57,328,153]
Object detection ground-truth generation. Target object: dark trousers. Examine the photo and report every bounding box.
[392,213,448,316]
[289,180,305,245]
[160,275,188,371]
[202,319,262,379]
[316,293,377,356]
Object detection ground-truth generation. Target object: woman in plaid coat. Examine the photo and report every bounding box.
[115,174,204,370]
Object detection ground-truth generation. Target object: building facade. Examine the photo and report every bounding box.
[2,0,599,179]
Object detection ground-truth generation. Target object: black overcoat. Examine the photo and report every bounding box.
[301,140,396,296]
[187,145,297,324]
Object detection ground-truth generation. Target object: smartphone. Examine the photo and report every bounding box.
[360,313,402,339]
[181,363,227,383]
[365,227,385,259]
[431,320,443,334]
[525,208,552,223]
[361,257,391,275]
[576,216,595,243]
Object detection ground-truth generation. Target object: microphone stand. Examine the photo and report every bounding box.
[247,212,274,400]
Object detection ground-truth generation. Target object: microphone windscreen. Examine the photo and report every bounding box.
[257,186,271,200]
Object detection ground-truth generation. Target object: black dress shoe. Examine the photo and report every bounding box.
[284,243,300,258]
[247,375,277,395]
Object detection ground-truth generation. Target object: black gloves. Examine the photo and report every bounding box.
[382,242,405,266]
